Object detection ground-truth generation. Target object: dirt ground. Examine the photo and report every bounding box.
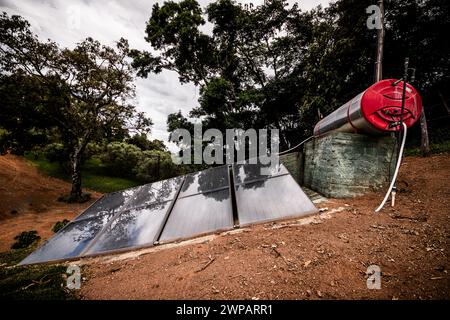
[0,154,101,252]
[79,154,449,300]
[0,154,448,299]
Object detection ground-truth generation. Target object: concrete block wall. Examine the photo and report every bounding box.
[279,152,302,183]
[303,132,397,198]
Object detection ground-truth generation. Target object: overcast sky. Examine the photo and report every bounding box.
[0,0,330,150]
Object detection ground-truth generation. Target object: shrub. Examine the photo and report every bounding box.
[84,142,105,159]
[43,142,68,163]
[11,231,40,249]
[133,150,186,182]
[126,134,166,151]
[58,192,91,203]
[100,142,143,177]
[52,219,70,233]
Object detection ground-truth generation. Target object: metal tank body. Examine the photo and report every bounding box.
[313,79,423,136]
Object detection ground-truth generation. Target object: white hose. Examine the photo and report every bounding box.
[375,122,408,212]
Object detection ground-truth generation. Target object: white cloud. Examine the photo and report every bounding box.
[0,0,329,146]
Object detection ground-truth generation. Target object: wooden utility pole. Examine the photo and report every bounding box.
[420,108,430,157]
[375,0,385,82]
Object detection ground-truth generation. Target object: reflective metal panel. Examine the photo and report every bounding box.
[233,162,289,185]
[74,193,128,221]
[119,177,183,211]
[233,165,318,226]
[85,201,172,254]
[159,189,234,242]
[180,165,229,197]
[75,176,183,221]
[19,213,115,265]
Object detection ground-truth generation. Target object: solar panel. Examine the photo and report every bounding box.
[20,162,318,265]
[84,201,173,255]
[20,176,184,264]
[179,165,230,197]
[233,163,318,226]
[233,162,289,185]
[74,177,183,221]
[19,213,116,265]
[158,166,234,243]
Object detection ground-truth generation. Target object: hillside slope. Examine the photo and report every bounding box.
[0,154,101,252]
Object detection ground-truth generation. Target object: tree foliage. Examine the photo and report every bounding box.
[135,0,449,149]
[0,12,152,200]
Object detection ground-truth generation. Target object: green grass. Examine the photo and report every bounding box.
[24,154,141,193]
[405,141,450,156]
[0,247,76,300]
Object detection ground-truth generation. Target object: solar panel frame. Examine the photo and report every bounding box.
[19,176,186,265]
[158,165,235,244]
[78,176,186,257]
[20,162,318,265]
[232,163,318,227]
[18,212,118,265]
[73,176,184,222]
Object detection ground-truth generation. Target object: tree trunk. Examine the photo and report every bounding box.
[375,0,385,82]
[69,149,83,200]
[420,108,430,157]
[438,91,450,115]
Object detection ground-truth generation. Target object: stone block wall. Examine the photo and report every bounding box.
[303,132,397,198]
[280,152,302,183]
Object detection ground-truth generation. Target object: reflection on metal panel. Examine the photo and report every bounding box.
[159,166,234,242]
[233,162,289,185]
[159,189,234,242]
[74,176,183,221]
[85,201,173,254]
[20,162,318,265]
[180,165,229,197]
[19,213,115,265]
[233,163,318,226]
[20,176,184,264]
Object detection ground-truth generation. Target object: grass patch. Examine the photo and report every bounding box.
[81,171,141,193]
[0,247,76,300]
[24,154,141,193]
[405,141,450,156]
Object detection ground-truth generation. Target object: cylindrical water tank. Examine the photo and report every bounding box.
[313,79,423,136]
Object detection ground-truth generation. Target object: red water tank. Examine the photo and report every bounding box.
[313,79,423,136]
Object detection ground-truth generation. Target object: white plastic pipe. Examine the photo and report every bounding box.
[375,122,408,212]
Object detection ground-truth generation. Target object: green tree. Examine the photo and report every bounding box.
[298,0,450,140]
[126,133,166,151]
[0,13,152,201]
[132,0,316,150]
